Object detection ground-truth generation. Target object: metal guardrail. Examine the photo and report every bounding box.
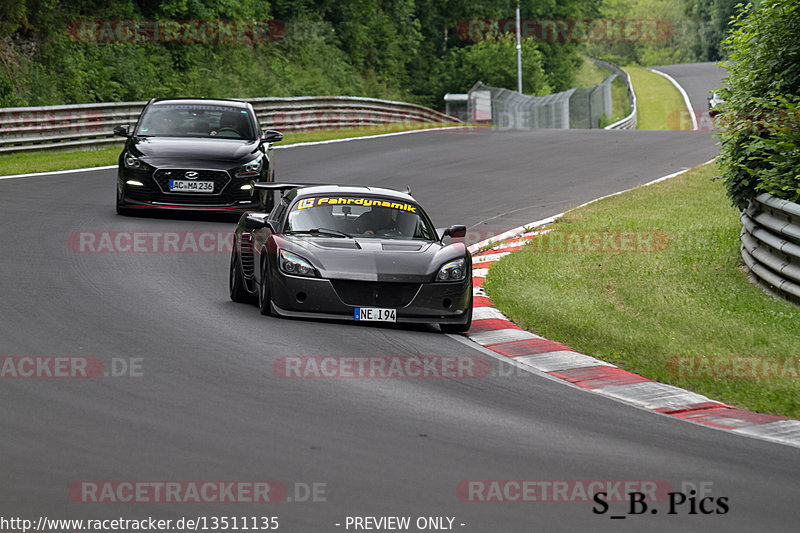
[0,97,459,154]
[740,192,800,304]
[596,59,637,130]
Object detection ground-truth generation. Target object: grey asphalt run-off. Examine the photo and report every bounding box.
[1,65,798,532]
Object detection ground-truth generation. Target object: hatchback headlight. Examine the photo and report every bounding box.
[124,152,144,169]
[436,258,467,282]
[235,156,263,178]
[279,250,317,277]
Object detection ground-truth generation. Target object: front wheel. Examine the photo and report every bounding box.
[258,259,273,316]
[440,299,472,334]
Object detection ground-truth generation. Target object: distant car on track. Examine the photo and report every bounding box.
[114,98,283,215]
[708,90,724,118]
[229,184,473,333]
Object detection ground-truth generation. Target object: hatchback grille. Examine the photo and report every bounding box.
[330,280,421,308]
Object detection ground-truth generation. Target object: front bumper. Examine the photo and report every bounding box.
[117,167,263,212]
[269,273,472,325]
[118,198,257,212]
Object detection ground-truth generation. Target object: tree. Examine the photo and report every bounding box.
[684,0,741,61]
[434,36,551,101]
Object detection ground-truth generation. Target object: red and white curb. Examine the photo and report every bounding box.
[463,222,800,450]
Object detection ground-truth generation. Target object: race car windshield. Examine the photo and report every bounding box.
[136,104,255,140]
[286,196,437,240]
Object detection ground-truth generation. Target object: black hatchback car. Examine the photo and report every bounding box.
[113,98,283,214]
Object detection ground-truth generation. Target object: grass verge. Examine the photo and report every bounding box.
[572,56,613,88]
[0,122,465,177]
[484,162,800,418]
[625,65,688,130]
[0,144,125,176]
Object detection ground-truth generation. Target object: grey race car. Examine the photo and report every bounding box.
[229,184,472,333]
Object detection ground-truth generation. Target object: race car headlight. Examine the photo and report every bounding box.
[235,156,263,178]
[124,152,144,169]
[436,258,467,282]
[279,250,317,277]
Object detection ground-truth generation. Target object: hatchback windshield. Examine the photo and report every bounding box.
[137,103,255,140]
[286,196,437,240]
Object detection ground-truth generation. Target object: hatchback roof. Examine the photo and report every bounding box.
[150,98,250,109]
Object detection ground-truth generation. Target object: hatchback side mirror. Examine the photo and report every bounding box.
[113,125,131,137]
[261,129,283,143]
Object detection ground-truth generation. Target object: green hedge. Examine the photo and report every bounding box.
[718,0,800,209]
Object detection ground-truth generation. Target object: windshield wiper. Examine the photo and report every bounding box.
[286,228,353,238]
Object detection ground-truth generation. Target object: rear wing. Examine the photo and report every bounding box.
[250,182,316,192]
[250,182,412,194]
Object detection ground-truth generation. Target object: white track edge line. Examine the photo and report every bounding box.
[274,125,470,149]
[648,68,698,131]
[0,127,470,180]
[468,158,717,253]
[0,165,117,180]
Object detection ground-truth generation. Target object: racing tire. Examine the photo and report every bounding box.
[258,259,273,316]
[229,245,254,303]
[440,299,472,334]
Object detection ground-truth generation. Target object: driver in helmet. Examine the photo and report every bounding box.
[355,206,398,236]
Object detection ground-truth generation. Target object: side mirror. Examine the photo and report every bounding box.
[113,125,131,137]
[261,129,283,143]
[442,225,467,239]
[244,213,269,231]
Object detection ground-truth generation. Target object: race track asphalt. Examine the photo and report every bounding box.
[2,69,798,532]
